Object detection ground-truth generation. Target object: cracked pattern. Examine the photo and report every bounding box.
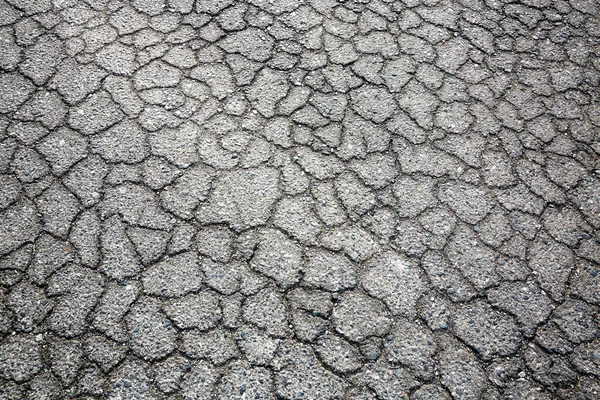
[0,0,599,399]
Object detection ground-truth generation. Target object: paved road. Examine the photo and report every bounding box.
[0,0,599,398]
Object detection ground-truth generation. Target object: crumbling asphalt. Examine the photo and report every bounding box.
[0,0,599,399]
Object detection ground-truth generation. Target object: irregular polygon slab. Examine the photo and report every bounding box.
[182,328,239,365]
[384,320,437,379]
[6,121,48,146]
[363,252,427,317]
[335,172,376,216]
[10,146,49,183]
[36,183,81,238]
[311,181,347,226]
[250,228,303,288]
[8,282,52,332]
[190,63,234,99]
[101,183,171,229]
[15,90,67,129]
[552,300,597,344]
[393,175,437,218]
[96,42,136,76]
[303,248,357,292]
[0,336,41,382]
[162,292,221,330]
[84,334,128,373]
[19,35,63,85]
[196,226,233,263]
[446,224,499,290]
[126,298,176,360]
[180,360,220,400]
[90,119,148,164]
[359,360,420,398]
[382,56,415,92]
[321,224,381,262]
[354,32,398,58]
[0,72,35,113]
[127,226,169,265]
[103,75,144,116]
[153,354,189,394]
[51,58,108,104]
[0,174,20,211]
[109,6,148,35]
[134,60,181,90]
[216,362,273,400]
[436,37,470,73]
[64,155,109,207]
[27,234,74,285]
[197,166,280,230]
[571,178,600,228]
[163,45,197,69]
[529,237,573,301]
[196,0,233,14]
[273,340,346,400]
[311,92,347,122]
[161,165,215,219]
[435,102,474,134]
[48,339,83,386]
[571,341,600,377]
[106,360,155,400]
[453,301,522,360]
[482,151,516,187]
[46,265,104,338]
[68,91,124,135]
[397,81,439,129]
[272,196,322,244]
[0,200,40,256]
[350,85,396,123]
[247,68,289,117]
[243,287,289,337]
[570,260,600,306]
[438,181,493,224]
[295,146,344,180]
[236,324,280,366]
[349,153,398,189]
[92,281,139,342]
[314,333,362,374]
[438,345,488,399]
[149,121,199,167]
[132,0,165,15]
[142,252,202,297]
[333,292,392,342]
[36,127,87,174]
[487,281,554,335]
[248,0,298,14]
[218,27,275,61]
[142,156,181,190]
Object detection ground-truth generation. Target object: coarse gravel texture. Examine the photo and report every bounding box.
[0,0,599,399]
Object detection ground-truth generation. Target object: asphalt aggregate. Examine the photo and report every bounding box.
[0,0,599,399]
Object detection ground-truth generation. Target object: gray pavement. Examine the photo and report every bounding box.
[0,0,599,398]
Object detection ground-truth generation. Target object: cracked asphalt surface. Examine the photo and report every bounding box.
[0,0,599,398]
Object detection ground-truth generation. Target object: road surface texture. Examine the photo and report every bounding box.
[0,0,599,399]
